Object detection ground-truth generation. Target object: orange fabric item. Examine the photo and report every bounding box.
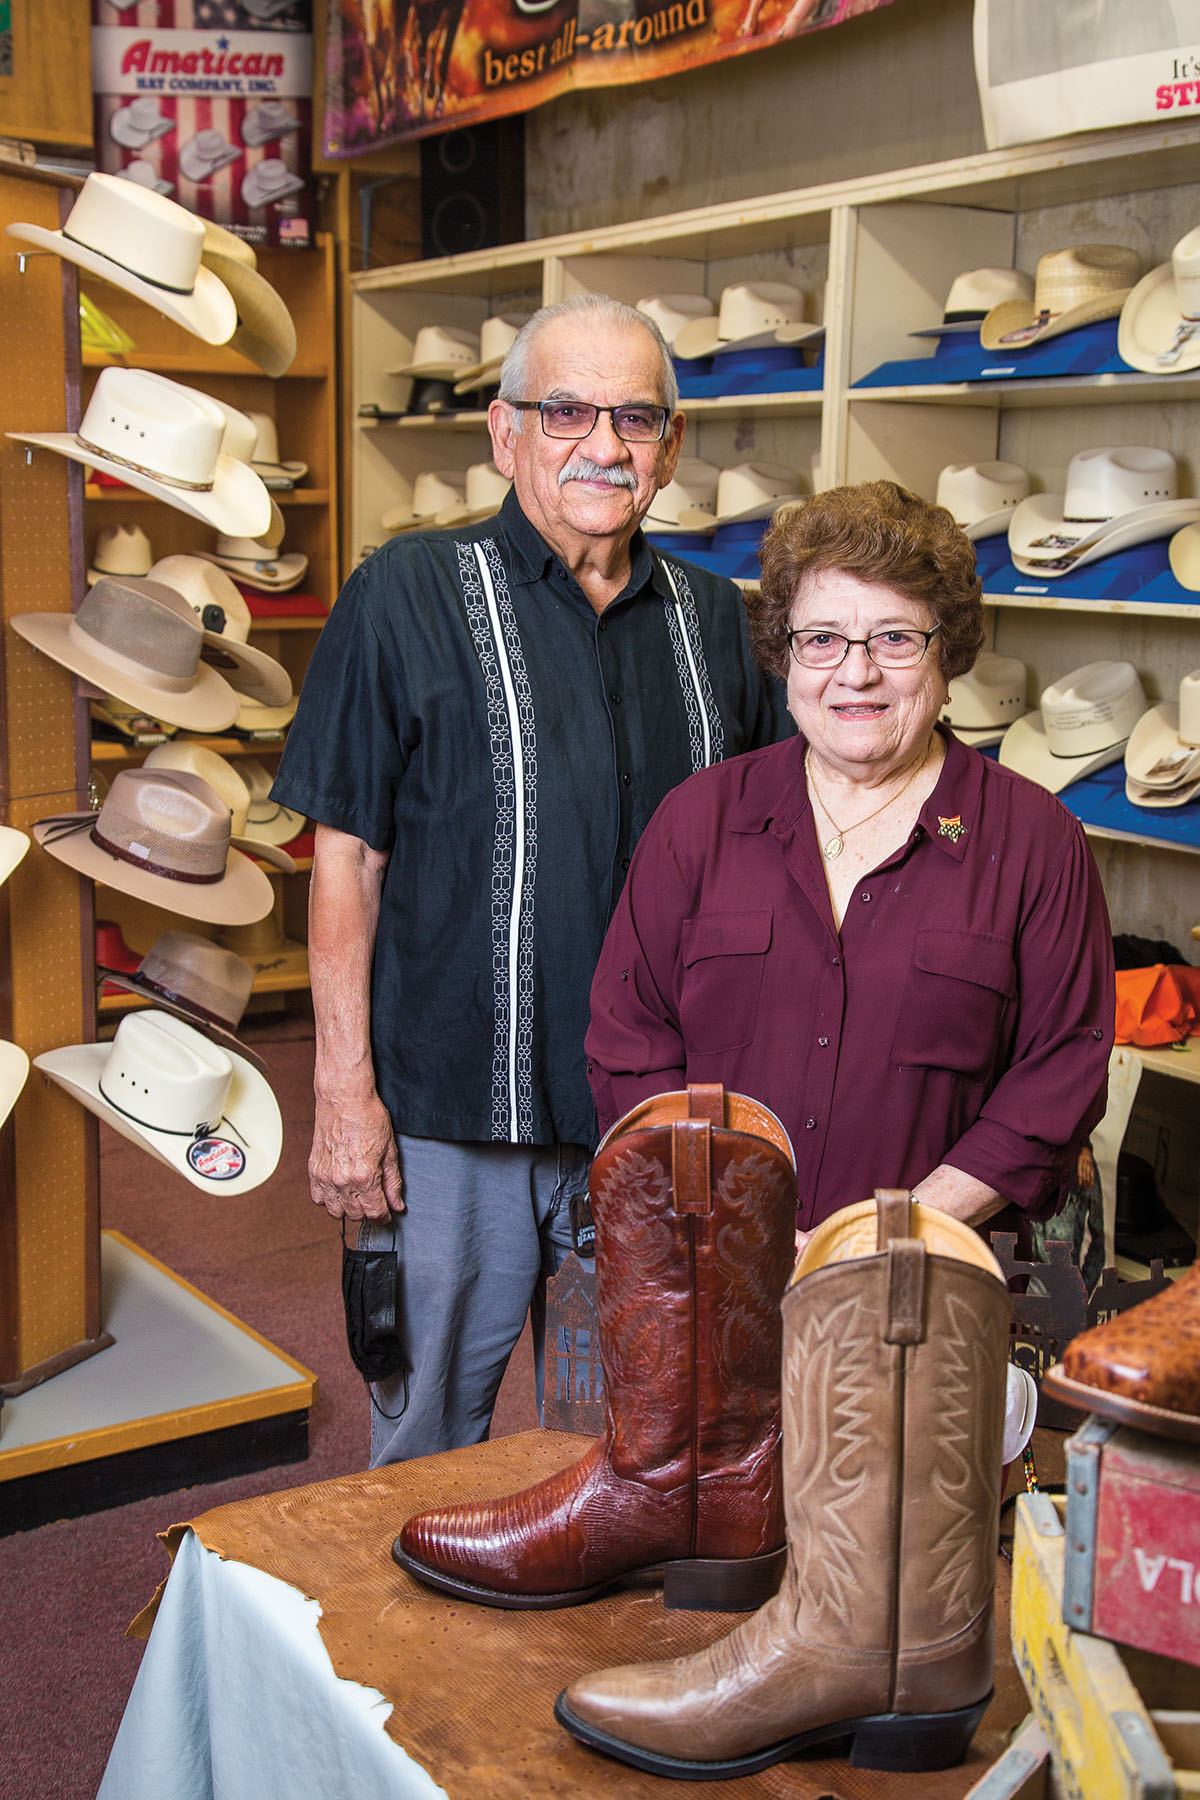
[1114,964,1200,1046]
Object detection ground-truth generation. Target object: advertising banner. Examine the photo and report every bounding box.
[322,0,891,158]
[975,0,1200,150]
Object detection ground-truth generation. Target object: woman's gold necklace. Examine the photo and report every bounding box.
[805,749,928,861]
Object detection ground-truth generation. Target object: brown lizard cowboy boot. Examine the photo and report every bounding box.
[555,1191,1012,1776]
[392,1084,797,1611]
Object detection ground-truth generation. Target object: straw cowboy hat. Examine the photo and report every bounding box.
[12,576,242,732]
[1119,225,1200,374]
[233,693,298,736]
[196,533,308,592]
[680,460,805,529]
[940,652,1027,747]
[97,929,268,1070]
[999,661,1147,793]
[89,697,176,744]
[0,825,29,889]
[7,173,236,347]
[909,267,1034,337]
[116,160,174,198]
[389,325,480,381]
[240,101,299,148]
[147,555,292,709]
[452,314,529,393]
[1124,672,1200,808]
[382,470,466,534]
[674,282,822,360]
[88,523,152,586]
[935,462,1031,540]
[142,743,297,873]
[1007,447,1200,575]
[645,457,721,535]
[246,412,307,489]
[33,767,276,926]
[240,758,306,845]
[434,462,512,526]
[34,1009,282,1196]
[980,244,1141,351]
[10,367,274,539]
[199,221,297,379]
[108,96,174,151]
[241,158,306,209]
[636,292,716,353]
[0,1040,29,1129]
[179,128,240,184]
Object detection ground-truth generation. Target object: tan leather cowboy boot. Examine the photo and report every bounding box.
[555,1191,1012,1776]
[392,1085,797,1611]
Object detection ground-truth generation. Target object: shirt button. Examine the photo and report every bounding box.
[818,1036,829,1047]
[1091,1027,1104,1040]
[831,956,840,967]
[620,856,631,871]
[586,1058,594,1073]
[860,891,871,903]
[621,772,631,786]
[805,1118,817,1130]
[610,692,621,705]
[620,969,629,981]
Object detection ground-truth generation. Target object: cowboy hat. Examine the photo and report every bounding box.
[97,930,268,1070]
[34,767,276,926]
[645,457,721,535]
[179,128,240,184]
[240,158,306,209]
[232,694,299,736]
[240,101,300,148]
[12,576,242,732]
[115,159,173,198]
[935,461,1031,540]
[238,758,306,846]
[674,282,822,361]
[680,460,804,529]
[1118,225,1200,374]
[218,908,309,985]
[88,523,152,586]
[999,661,1147,793]
[1124,703,1200,808]
[940,652,1027,747]
[383,470,466,534]
[909,267,1034,337]
[0,1040,29,1129]
[89,697,175,744]
[635,292,716,354]
[195,534,308,592]
[980,245,1141,351]
[142,743,297,873]
[10,367,273,539]
[389,325,480,381]
[0,825,29,889]
[147,555,292,709]
[6,173,236,347]
[34,1009,281,1196]
[210,399,287,545]
[108,96,174,151]
[245,412,307,489]
[452,314,529,393]
[199,221,297,378]
[433,462,511,526]
[1007,447,1200,575]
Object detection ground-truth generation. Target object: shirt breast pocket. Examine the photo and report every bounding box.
[889,930,1016,1078]
[679,910,772,1054]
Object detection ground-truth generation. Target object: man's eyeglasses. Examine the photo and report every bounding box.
[507,400,671,443]
[787,625,941,669]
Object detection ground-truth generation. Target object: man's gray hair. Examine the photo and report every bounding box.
[497,294,679,423]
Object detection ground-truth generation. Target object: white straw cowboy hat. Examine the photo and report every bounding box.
[636,292,716,352]
[179,128,240,184]
[1007,447,1200,576]
[452,314,529,393]
[940,652,1027,747]
[646,457,721,535]
[108,96,174,151]
[1119,226,1200,374]
[88,523,153,586]
[233,693,299,735]
[389,324,480,381]
[239,758,306,846]
[0,825,29,889]
[999,661,1147,793]
[200,221,297,379]
[433,462,512,526]
[116,160,174,198]
[0,1039,30,1129]
[35,1009,281,1196]
[245,412,307,489]
[1124,702,1200,809]
[674,282,821,360]
[7,173,236,347]
[910,267,1034,337]
[34,768,276,925]
[10,367,274,539]
[96,930,268,1070]
[196,534,308,592]
[147,555,292,709]
[241,158,306,209]
[935,462,1031,540]
[143,743,297,873]
[980,244,1141,351]
[681,460,805,529]
[12,576,241,732]
[240,101,299,148]
[382,470,466,534]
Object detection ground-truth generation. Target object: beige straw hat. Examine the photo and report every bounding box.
[0,1039,30,1129]
[97,929,267,1070]
[999,661,1147,793]
[196,534,308,592]
[452,314,529,393]
[674,281,821,361]
[935,462,1030,541]
[636,293,716,352]
[383,470,467,534]
[88,523,153,586]
[980,245,1141,351]
[940,652,1027,747]
[646,457,721,535]
[199,221,297,379]
[142,743,296,872]
[1007,447,1200,576]
[389,324,480,380]
[239,758,306,845]
[0,825,31,889]
[1119,225,1200,374]
[433,461,512,527]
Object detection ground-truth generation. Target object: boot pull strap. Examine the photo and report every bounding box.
[687,1083,725,1126]
[672,1119,712,1215]
[875,1189,926,1343]
[874,1188,913,1249]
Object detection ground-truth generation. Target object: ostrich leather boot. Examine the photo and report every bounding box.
[392,1084,798,1611]
[556,1191,1012,1778]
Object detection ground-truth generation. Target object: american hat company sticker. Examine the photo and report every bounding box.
[187,1134,247,1182]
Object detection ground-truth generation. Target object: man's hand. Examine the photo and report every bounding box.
[309,1091,404,1222]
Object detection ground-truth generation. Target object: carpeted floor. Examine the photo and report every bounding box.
[0,1016,539,1800]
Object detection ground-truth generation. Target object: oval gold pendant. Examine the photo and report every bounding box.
[823,835,844,860]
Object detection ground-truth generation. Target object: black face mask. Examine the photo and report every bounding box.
[341,1220,410,1411]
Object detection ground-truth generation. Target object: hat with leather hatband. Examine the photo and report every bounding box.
[34,1008,281,1197]
[97,930,268,1070]
[1007,447,1200,576]
[142,743,296,873]
[999,661,1147,793]
[147,555,292,710]
[935,462,1030,540]
[940,652,1027,747]
[1119,224,1200,374]
[980,244,1141,351]
[910,267,1034,337]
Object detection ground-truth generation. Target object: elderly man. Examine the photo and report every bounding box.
[272,293,790,1465]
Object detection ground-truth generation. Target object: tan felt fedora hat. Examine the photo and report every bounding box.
[999,660,1147,793]
[940,651,1027,747]
[635,292,716,353]
[980,244,1141,351]
[34,768,276,926]
[0,825,29,890]
[646,456,721,535]
[200,221,297,379]
[240,758,306,845]
[452,314,529,393]
[142,743,296,873]
[433,461,512,526]
[147,555,292,708]
[1119,225,1200,374]
[88,523,153,586]
[11,367,273,539]
[196,535,307,592]
[97,929,266,1070]
[674,281,820,361]
[1008,447,1200,576]
[7,173,236,347]
[910,267,1034,337]
[12,576,241,732]
[388,324,480,381]
[935,461,1030,540]
[35,1009,281,1196]
[0,1039,30,1129]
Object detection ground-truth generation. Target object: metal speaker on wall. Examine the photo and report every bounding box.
[420,118,526,259]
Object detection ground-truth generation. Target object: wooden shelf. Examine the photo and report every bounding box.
[984,589,1200,620]
[849,371,1200,409]
[82,347,328,380]
[91,736,290,763]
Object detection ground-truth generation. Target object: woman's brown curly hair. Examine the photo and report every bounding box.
[746,481,984,683]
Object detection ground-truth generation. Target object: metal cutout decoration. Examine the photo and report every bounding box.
[542,1251,604,1434]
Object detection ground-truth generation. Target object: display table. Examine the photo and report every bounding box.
[100,1431,1029,1800]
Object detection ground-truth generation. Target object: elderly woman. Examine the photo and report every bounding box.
[586,480,1115,1239]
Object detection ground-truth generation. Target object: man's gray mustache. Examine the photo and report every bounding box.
[558,458,637,490]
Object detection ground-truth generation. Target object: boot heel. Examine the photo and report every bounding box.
[662,1546,786,1612]
[849,1694,991,1772]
